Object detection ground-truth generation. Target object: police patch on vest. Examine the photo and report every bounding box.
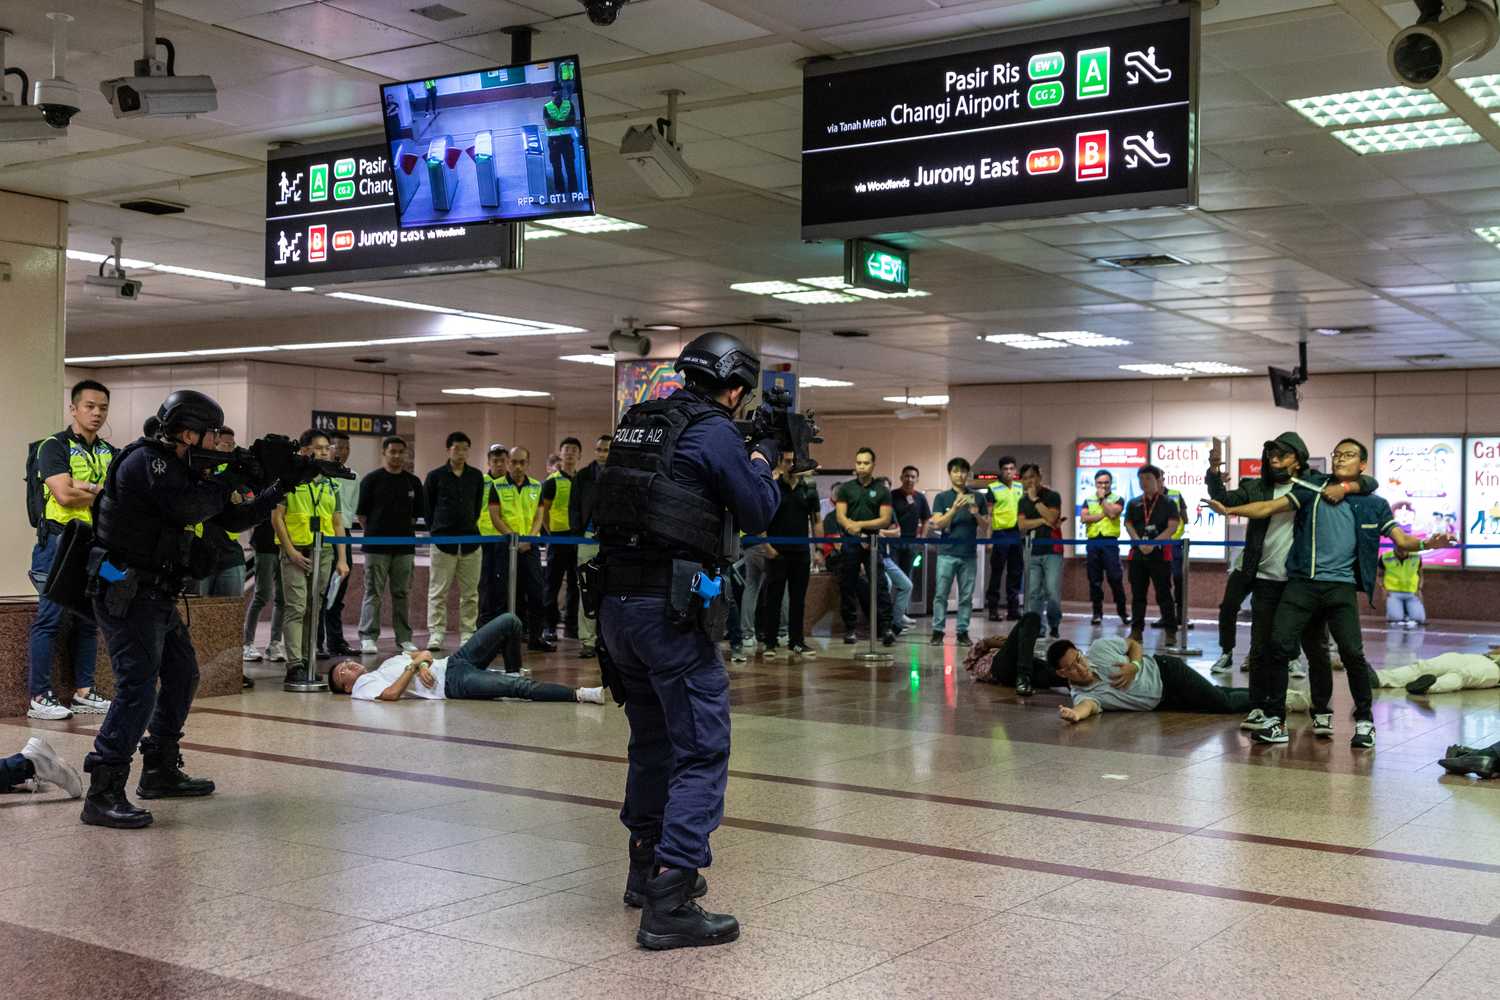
[614,426,665,446]
[150,457,168,477]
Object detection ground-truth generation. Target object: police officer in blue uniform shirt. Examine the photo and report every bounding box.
[81,390,291,829]
[593,331,780,950]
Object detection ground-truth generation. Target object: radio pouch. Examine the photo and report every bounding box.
[40,520,95,622]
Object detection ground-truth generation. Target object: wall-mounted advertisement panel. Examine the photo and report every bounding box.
[1464,436,1500,568]
[1073,439,1148,547]
[1374,436,1463,567]
[1151,438,1226,559]
[801,5,1198,238]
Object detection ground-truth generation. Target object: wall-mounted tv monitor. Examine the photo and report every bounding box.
[380,55,595,228]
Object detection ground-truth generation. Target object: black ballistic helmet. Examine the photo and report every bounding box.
[675,331,760,391]
[156,389,223,438]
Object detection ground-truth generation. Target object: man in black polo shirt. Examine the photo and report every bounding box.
[423,431,485,650]
[1124,464,1180,648]
[888,465,930,582]
[357,436,425,655]
[759,452,821,658]
[834,446,895,646]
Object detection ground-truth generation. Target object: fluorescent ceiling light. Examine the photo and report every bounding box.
[846,287,931,299]
[325,291,463,314]
[151,264,265,287]
[1287,85,1445,127]
[798,376,854,388]
[1177,361,1251,374]
[189,346,272,355]
[1477,226,1500,245]
[66,249,157,268]
[534,214,644,234]
[1457,74,1500,107]
[1332,117,1480,154]
[731,280,806,295]
[443,387,551,399]
[643,323,681,331]
[288,286,316,292]
[773,289,859,304]
[560,353,616,366]
[68,350,196,363]
[396,409,417,417]
[985,334,1068,350]
[1119,363,1190,376]
[882,394,948,406]
[1036,330,1131,346]
[523,227,566,240]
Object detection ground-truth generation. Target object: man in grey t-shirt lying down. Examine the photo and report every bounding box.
[1046,635,1308,724]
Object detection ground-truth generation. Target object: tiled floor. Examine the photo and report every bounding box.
[5,606,1500,1000]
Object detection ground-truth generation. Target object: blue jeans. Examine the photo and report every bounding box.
[1386,593,1426,623]
[931,554,976,634]
[444,613,575,700]
[601,595,730,872]
[883,555,912,623]
[197,562,245,597]
[28,528,98,696]
[1025,552,1063,630]
[243,552,284,646]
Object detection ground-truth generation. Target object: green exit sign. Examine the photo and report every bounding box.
[844,237,909,292]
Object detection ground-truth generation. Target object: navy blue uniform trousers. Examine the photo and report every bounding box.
[88,586,199,768]
[600,595,730,872]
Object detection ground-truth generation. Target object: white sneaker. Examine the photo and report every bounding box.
[1403,620,1419,630]
[70,690,110,715]
[1285,688,1311,714]
[1289,658,1309,679]
[400,641,418,653]
[899,616,917,629]
[27,692,71,721]
[577,686,606,705]
[242,643,263,662]
[21,737,81,798]
[1239,709,1271,731]
[1210,653,1233,674]
[427,634,445,651]
[266,640,287,662]
[360,638,379,655]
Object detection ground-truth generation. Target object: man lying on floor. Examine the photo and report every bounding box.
[329,612,605,704]
[1046,635,1309,723]
[964,611,1064,696]
[1375,648,1500,695]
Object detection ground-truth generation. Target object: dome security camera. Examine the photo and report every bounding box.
[581,0,628,27]
[1389,0,1500,88]
[33,76,78,129]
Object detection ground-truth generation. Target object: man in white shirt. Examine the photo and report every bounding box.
[1376,648,1500,696]
[328,612,604,704]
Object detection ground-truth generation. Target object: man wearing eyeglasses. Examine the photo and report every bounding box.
[1211,438,1454,749]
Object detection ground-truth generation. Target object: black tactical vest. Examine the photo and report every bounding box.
[93,438,195,575]
[594,393,730,564]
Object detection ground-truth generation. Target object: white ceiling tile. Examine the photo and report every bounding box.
[575,0,768,53]
[228,4,431,60]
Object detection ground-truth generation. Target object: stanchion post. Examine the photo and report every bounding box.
[855,534,893,664]
[285,528,330,692]
[1166,538,1202,656]
[507,532,519,615]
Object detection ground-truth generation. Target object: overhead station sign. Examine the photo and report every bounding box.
[800,6,1198,238]
[264,134,511,289]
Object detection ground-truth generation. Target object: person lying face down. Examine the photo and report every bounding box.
[1047,635,1308,724]
[328,612,604,704]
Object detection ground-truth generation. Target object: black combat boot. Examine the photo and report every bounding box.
[136,739,216,799]
[623,838,706,908]
[80,759,153,829]
[636,867,738,950]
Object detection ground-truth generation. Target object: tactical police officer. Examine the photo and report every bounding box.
[82,390,289,829]
[593,331,780,950]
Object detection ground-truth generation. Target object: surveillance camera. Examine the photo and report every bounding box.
[580,0,628,26]
[607,328,651,356]
[85,273,144,300]
[99,74,217,118]
[1389,0,1499,88]
[32,77,78,130]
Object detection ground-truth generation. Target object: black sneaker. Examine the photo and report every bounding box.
[1404,673,1438,695]
[880,630,895,647]
[1048,627,1060,639]
[1251,720,1289,744]
[1350,721,1375,750]
[1311,712,1334,738]
[1150,618,1166,629]
[986,610,1002,622]
[528,637,557,653]
[929,631,944,646]
[788,642,813,657]
[1090,614,1103,625]
[843,631,857,644]
[956,631,970,645]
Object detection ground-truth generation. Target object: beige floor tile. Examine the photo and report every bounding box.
[838,854,1075,911]
[743,883,992,952]
[799,954,1097,1000]
[433,889,642,963]
[1306,853,1500,923]
[249,929,573,1000]
[400,794,605,833]
[1367,821,1500,867]
[252,858,513,921]
[1117,836,1345,896]
[394,884,559,930]
[107,893,370,970]
[405,832,617,883]
[567,864,824,914]
[142,839,378,893]
[494,965,735,1000]
[968,811,1184,868]
[1065,789,1235,828]
[280,811,499,859]
[604,925,893,1000]
[709,832,912,883]
[1011,879,1263,943]
[1204,806,1411,848]
[1408,936,1500,1000]
[809,799,1018,849]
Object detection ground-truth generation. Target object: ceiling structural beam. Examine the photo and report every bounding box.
[1334,0,1500,150]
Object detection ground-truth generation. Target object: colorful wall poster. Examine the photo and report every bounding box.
[1374,436,1463,567]
[1150,438,1227,559]
[1073,440,1148,548]
[614,359,684,421]
[1464,436,1500,568]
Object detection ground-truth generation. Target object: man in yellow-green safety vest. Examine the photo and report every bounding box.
[543,83,580,196]
[490,445,553,651]
[27,379,115,721]
[535,436,582,644]
[272,429,350,684]
[1079,469,1129,626]
[1156,486,1190,629]
[477,443,510,628]
[1380,548,1426,627]
[984,455,1024,621]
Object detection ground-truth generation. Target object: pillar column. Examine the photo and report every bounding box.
[1,191,67,596]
